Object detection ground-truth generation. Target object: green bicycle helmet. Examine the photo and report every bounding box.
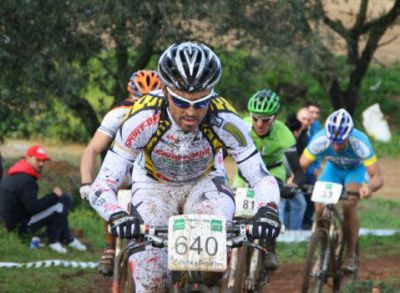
[247,89,280,115]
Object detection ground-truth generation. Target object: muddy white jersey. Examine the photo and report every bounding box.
[90,93,280,220]
[97,99,136,138]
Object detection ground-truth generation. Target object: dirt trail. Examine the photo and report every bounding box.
[84,255,400,292]
[266,255,400,292]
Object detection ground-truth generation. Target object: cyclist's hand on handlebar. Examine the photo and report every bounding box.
[252,204,281,239]
[109,211,140,238]
[359,184,372,199]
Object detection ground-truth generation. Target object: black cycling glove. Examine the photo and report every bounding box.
[252,205,281,239]
[109,211,140,238]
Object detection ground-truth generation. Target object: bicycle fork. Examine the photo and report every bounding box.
[246,240,260,291]
[319,223,335,282]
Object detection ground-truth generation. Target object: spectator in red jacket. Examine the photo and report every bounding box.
[0,145,86,254]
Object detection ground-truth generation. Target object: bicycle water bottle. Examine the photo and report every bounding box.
[30,237,41,249]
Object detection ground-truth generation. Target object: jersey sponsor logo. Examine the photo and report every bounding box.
[125,112,160,147]
[326,156,361,167]
[166,133,178,143]
[349,137,371,159]
[309,136,329,155]
[154,146,211,161]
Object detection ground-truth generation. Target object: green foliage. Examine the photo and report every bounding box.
[342,280,397,293]
[358,198,400,229]
[0,226,101,292]
[69,207,105,248]
[372,134,400,157]
[1,194,399,291]
[358,62,400,129]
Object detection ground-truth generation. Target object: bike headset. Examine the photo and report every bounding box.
[157,41,221,93]
[325,108,354,144]
[247,89,280,116]
[127,70,162,98]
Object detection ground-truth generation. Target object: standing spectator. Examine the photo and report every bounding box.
[296,107,312,154]
[306,101,322,139]
[285,113,303,139]
[303,102,322,229]
[0,145,86,254]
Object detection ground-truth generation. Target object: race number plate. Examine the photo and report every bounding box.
[234,187,256,219]
[311,181,343,204]
[168,214,227,272]
[117,190,131,212]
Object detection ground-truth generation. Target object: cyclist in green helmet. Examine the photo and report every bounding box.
[233,89,306,269]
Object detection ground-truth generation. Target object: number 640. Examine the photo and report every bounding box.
[175,236,218,256]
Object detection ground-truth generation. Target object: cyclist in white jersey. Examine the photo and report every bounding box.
[80,70,162,275]
[89,41,281,292]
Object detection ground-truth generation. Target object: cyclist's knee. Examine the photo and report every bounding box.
[342,197,358,210]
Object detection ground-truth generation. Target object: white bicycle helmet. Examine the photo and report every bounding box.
[158,41,221,92]
[325,108,354,143]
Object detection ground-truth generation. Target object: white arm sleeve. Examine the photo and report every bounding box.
[89,110,158,220]
[215,113,280,207]
[237,152,280,207]
[89,150,133,221]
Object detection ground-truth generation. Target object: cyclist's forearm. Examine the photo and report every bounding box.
[365,163,384,193]
[367,175,384,192]
[90,150,134,221]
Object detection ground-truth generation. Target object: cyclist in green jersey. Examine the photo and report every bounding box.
[233,89,305,269]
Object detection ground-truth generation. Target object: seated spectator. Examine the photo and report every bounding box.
[0,145,86,254]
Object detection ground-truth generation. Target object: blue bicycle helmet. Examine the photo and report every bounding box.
[325,108,354,144]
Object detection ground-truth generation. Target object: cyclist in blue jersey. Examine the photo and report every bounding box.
[299,109,383,272]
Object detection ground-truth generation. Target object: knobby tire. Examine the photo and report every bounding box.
[302,229,328,293]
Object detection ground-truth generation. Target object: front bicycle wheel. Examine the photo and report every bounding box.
[333,236,359,292]
[112,246,135,293]
[302,229,328,293]
[246,241,270,293]
[225,246,248,293]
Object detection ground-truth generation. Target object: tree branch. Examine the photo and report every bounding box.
[315,0,349,39]
[379,34,400,47]
[64,95,100,136]
[354,0,369,29]
[359,0,400,34]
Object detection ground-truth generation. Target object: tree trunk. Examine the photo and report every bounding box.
[64,95,100,137]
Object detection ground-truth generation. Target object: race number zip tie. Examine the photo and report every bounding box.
[0,260,98,269]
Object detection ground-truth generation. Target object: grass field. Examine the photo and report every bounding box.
[1,197,399,292]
